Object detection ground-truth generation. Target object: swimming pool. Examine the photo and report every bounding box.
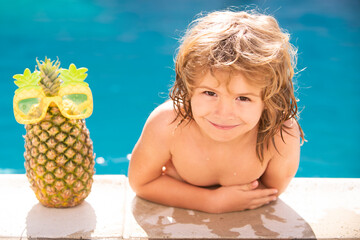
[1,0,359,177]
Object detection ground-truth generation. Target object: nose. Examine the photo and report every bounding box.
[214,97,236,120]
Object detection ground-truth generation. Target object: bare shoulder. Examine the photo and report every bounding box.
[135,100,180,152]
[148,100,176,122]
[145,100,178,135]
[272,118,301,157]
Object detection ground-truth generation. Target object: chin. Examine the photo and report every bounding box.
[206,125,257,143]
[207,132,241,143]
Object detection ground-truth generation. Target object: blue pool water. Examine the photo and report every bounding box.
[0,0,359,177]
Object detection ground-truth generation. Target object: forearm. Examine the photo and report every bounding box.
[131,174,216,212]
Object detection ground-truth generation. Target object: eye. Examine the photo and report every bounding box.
[237,96,250,102]
[203,91,217,97]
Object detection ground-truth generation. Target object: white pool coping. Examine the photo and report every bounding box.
[0,174,359,239]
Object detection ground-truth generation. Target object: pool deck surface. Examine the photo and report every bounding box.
[0,174,359,239]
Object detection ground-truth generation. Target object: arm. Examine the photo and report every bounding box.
[128,103,214,211]
[129,102,278,213]
[260,119,301,195]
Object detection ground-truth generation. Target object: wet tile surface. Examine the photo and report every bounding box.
[0,175,359,239]
[126,194,315,239]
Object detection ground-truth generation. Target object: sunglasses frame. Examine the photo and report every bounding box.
[13,84,93,124]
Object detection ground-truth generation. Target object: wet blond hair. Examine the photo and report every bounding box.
[169,10,305,162]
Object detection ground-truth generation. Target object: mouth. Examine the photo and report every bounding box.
[208,120,240,130]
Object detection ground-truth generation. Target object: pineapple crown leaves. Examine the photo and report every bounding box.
[36,57,61,73]
[59,64,89,87]
[13,58,90,95]
[36,57,62,96]
[13,68,41,93]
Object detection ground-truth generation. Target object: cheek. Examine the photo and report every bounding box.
[191,95,210,116]
[243,103,264,123]
[253,106,265,122]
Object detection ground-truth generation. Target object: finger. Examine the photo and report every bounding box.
[162,162,184,181]
[248,201,271,210]
[252,188,278,198]
[234,180,259,191]
[249,180,259,190]
[251,195,277,206]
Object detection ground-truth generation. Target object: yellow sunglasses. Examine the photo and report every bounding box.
[13,83,93,124]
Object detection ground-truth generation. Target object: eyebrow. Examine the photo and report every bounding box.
[196,85,218,90]
[235,92,261,97]
[196,85,261,98]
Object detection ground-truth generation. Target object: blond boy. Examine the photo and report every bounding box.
[129,10,305,213]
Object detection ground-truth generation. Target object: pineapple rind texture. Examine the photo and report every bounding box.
[24,104,95,208]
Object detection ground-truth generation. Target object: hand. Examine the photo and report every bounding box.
[255,180,268,189]
[162,160,184,182]
[209,180,278,213]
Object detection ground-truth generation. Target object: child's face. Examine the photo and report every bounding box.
[190,70,264,142]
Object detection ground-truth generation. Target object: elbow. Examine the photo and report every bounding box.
[127,162,146,194]
[128,179,147,198]
[128,172,154,198]
[277,178,294,196]
[274,186,286,197]
[261,175,294,197]
[128,181,142,198]
[277,177,294,196]
[128,172,143,195]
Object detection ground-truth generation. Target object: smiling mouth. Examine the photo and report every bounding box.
[208,120,240,130]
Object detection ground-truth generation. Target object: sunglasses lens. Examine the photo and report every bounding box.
[18,98,42,117]
[62,94,89,115]
[63,93,87,104]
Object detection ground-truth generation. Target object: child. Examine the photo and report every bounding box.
[128,10,305,213]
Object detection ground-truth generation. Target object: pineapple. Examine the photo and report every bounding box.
[17,58,95,208]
